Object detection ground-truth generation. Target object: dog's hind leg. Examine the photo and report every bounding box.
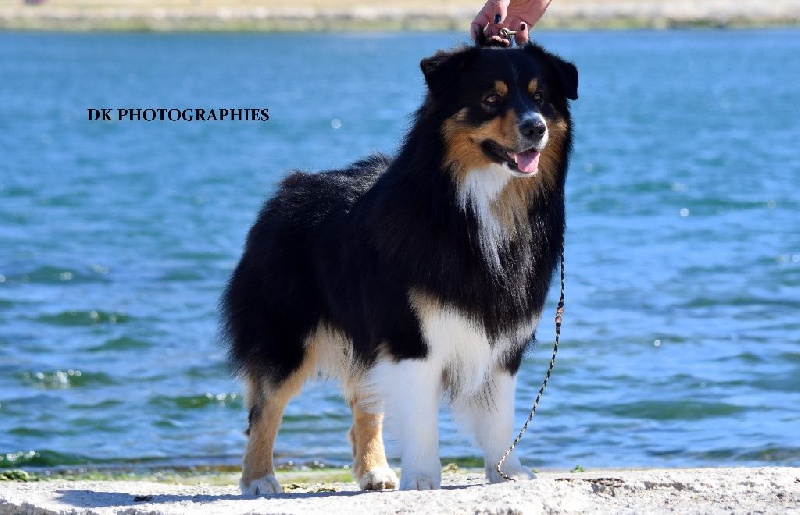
[451,368,535,483]
[240,371,304,495]
[348,395,398,490]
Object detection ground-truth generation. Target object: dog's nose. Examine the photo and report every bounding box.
[519,117,547,139]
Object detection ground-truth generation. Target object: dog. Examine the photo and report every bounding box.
[221,41,578,494]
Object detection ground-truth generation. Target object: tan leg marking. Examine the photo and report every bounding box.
[240,366,309,492]
[348,397,398,490]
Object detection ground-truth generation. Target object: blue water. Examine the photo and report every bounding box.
[1,29,798,472]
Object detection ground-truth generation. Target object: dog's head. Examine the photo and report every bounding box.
[420,43,578,181]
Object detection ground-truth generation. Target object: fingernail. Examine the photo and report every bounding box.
[494,14,501,24]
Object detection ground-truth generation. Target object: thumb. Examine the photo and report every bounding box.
[478,0,510,25]
[472,0,511,42]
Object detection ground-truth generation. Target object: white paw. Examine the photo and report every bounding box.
[400,471,441,490]
[240,474,283,495]
[358,467,399,491]
[486,459,536,484]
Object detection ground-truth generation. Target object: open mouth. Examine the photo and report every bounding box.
[482,141,540,175]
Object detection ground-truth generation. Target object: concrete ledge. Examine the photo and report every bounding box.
[1,467,798,514]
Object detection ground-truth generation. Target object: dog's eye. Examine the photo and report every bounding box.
[532,91,544,103]
[482,94,503,108]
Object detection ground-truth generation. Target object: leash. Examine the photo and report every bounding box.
[496,239,565,480]
[477,23,564,480]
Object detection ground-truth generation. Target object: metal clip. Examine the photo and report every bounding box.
[499,28,517,40]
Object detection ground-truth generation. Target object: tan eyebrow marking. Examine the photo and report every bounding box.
[494,80,509,96]
[528,79,539,95]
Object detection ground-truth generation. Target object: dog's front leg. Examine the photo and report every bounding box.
[378,359,443,490]
[348,397,398,490]
[453,368,536,483]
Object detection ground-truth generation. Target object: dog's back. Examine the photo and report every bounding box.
[222,154,389,383]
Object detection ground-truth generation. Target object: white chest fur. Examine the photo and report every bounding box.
[409,290,539,400]
[456,164,513,272]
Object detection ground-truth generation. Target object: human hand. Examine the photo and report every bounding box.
[471,0,552,46]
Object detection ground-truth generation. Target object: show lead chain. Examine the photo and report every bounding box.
[496,240,565,481]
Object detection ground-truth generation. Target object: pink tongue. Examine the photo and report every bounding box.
[512,150,540,174]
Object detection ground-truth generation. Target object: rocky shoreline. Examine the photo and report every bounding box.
[2,1,800,31]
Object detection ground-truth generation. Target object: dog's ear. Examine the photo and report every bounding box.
[420,46,479,95]
[524,43,578,100]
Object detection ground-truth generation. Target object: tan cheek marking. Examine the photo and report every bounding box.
[442,119,494,185]
[497,109,518,147]
[490,114,571,236]
[539,116,569,186]
[442,109,520,184]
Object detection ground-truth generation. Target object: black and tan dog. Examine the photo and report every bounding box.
[222,42,578,494]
